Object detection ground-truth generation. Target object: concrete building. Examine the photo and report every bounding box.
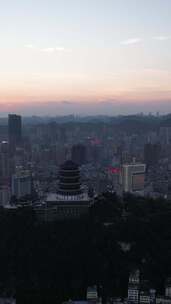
[62,286,101,304]
[0,141,10,180]
[149,289,156,304]
[0,185,11,206]
[144,144,161,167]
[12,170,32,199]
[8,114,22,155]
[165,279,171,298]
[156,297,171,304]
[127,271,160,304]
[140,291,150,304]
[87,286,98,302]
[71,144,87,166]
[159,127,171,146]
[122,163,146,193]
[128,270,140,304]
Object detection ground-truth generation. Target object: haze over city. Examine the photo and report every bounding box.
[0,0,171,115]
[1,2,171,303]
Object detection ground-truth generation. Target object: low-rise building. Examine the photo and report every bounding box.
[128,270,140,304]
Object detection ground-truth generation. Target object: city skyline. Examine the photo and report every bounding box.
[0,0,171,115]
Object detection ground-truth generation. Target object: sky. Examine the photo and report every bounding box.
[0,0,171,115]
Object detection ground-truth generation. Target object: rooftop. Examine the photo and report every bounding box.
[61,160,78,170]
[46,192,90,202]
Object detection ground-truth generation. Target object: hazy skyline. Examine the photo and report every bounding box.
[0,0,171,115]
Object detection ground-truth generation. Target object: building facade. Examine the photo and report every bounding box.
[8,114,22,155]
[122,163,146,193]
[128,270,140,304]
[12,170,32,199]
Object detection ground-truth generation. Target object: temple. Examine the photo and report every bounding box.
[35,161,91,221]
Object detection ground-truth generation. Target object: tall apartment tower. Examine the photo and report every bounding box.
[0,141,10,180]
[144,143,161,167]
[12,170,32,199]
[128,270,140,304]
[71,144,87,166]
[8,114,22,154]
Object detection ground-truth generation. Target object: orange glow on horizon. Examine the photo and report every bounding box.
[0,89,170,105]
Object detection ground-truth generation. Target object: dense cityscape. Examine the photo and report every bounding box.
[0,114,171,303]
[1,113,171,209]
[1,0,171,302]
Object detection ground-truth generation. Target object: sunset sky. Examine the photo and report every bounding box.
[0,0,171,115]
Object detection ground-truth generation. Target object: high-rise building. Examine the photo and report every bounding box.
[71,144,87,166]
[128,270,140,304]
[139,289,156,304]
[159,127,171,145]
[12,170,32,199]
[0,141,10,180]
[8,114,22,154]
[144,144,161,167]
[0,185,11,206]
[122,163,146,193]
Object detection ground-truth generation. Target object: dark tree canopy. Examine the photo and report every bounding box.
[1,193,171,304]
